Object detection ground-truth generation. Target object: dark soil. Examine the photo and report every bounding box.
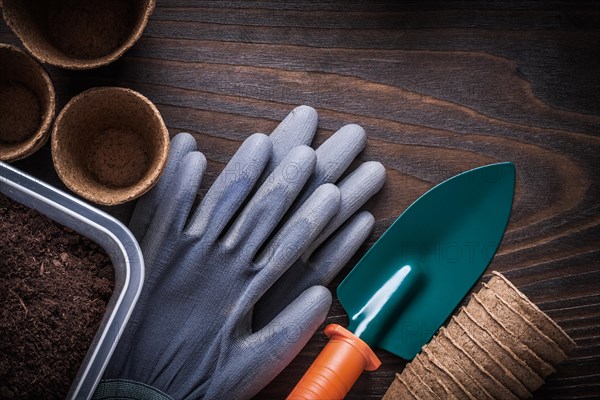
[0,193,114,399]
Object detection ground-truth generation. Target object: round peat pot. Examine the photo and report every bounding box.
[52,87,169,206]
[0,44,55,162]
[1,0,155,70]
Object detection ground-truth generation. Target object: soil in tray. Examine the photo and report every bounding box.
[0,193,115,399]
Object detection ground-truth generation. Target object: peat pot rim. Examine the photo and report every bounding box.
[0,43,56,162]
[1,0,156,70]
[51,86,169,206]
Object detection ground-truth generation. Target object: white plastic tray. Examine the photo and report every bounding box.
[0,161,144,399]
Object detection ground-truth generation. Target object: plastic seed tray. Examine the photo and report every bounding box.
[0,161,144,399]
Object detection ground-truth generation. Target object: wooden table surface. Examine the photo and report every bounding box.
[2,1,599,399]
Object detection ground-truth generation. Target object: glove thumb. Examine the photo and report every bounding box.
[206,286,331,399]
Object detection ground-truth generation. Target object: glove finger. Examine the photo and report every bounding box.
[253,211,374,330]
[304,161,385,259]
[129,132,197,241]
[185,133,271,240]
[140,151,206,267]
[253,183,340,285]
[268,105,318,170]
[306,210,375,284]
[233,286,331,400]
[253,161,383,320]
[292,124,366,210]
[222,145,316,258]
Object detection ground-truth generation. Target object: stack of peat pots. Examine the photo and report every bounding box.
[384,271,576,400]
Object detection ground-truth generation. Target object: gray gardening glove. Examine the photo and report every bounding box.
[253,108,387,329]
[94,106,385,400]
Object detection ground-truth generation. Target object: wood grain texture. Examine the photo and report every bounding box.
[2,1,599,398]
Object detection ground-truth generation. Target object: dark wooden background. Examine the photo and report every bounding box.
[2,1,599,398]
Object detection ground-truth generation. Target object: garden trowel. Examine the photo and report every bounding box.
[288,162,516,399]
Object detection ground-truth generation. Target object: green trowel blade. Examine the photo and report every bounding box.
[338,162,515,360]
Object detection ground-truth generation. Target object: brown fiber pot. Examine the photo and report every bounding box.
[52,87,169,206]
[1,0,155,70]
[0,43,55,162]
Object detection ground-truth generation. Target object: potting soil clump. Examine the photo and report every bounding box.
[0,193,115,399]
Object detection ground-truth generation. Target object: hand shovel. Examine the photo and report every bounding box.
[287,162,516,399]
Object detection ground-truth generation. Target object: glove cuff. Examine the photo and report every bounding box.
[93,379,173,400]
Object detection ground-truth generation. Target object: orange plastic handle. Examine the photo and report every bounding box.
[287,324,381,399]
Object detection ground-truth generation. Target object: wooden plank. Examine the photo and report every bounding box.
[2,1,598,398]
